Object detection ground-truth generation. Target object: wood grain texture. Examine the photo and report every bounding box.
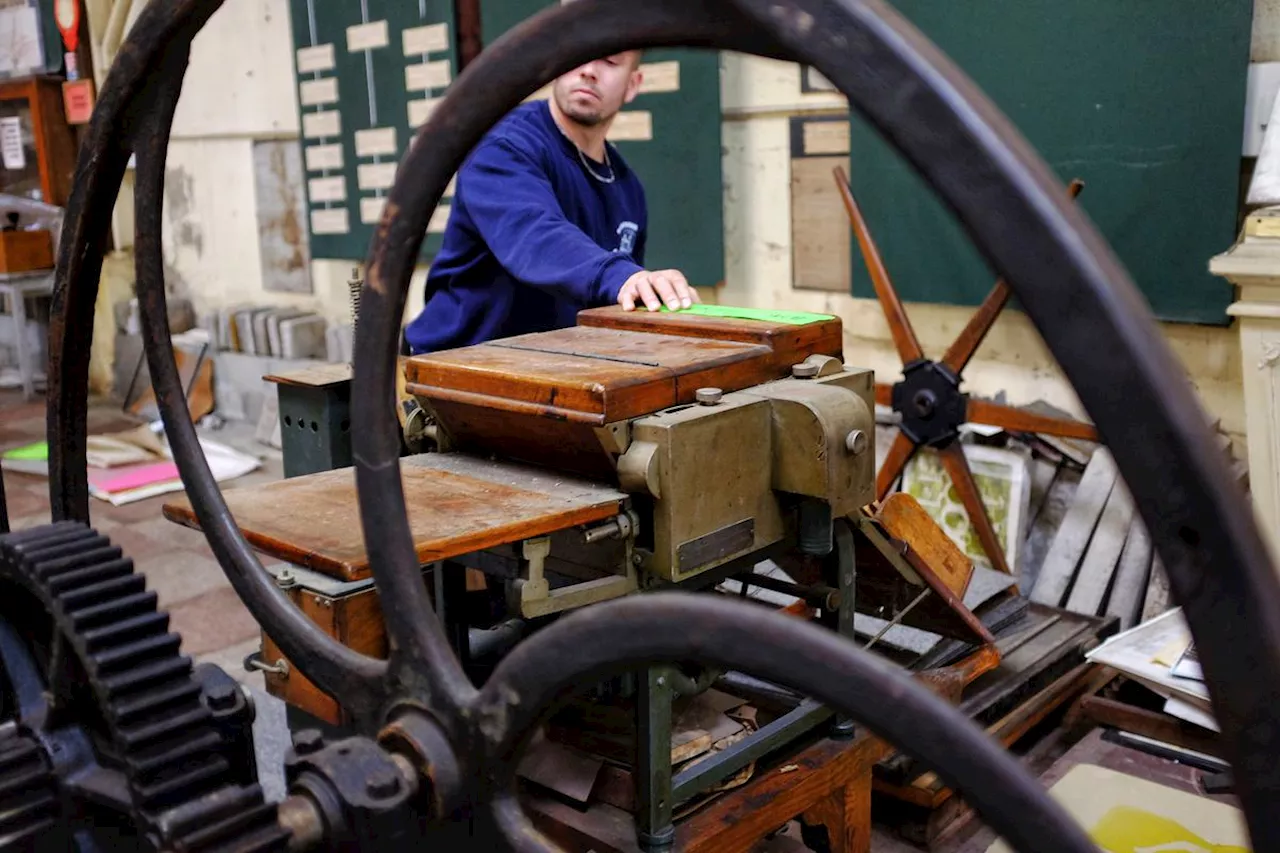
[163,457,625,580]
[407,326,776,424]
[851,518,995,645]
[876,493,975,598]
[681,733,888,853]
[1030,448,1118,606]
[1103,520,1152,631]
[1064,483,1134,616]
[259,582,392,725]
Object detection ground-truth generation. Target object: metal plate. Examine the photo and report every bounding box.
[677,518,756,572]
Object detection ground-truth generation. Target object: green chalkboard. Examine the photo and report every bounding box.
[478,1,725,287]
[286,0,458,261]
[844,1,1252,325]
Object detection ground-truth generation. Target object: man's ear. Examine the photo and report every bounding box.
[623,68,643,105]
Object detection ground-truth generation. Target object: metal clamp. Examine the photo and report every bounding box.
[244,650,290,678]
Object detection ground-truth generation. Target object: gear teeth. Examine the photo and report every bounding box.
[46,558,135,596]
[81,610,171,652]
[0,731,58,850]
[68,590,158,632]
[91,632,183,675]
[126,731,223,776]
[111,678,203,723]
[0,522,283,852]
[0,520,85,546]
[118,705,212,752]
[156,785,290,853]
[59,573,147,610]
[21,533,112,564]
[32,545,124,582]
[132,757,230,813]
[99,655,194,699]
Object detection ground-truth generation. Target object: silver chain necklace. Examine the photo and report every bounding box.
[554,114,616,183]
[577,145,616,184]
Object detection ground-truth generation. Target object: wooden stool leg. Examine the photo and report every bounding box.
[800,773,873,853]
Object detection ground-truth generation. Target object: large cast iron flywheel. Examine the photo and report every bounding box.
[39,0,1280,850]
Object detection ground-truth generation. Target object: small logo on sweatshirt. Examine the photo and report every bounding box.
[616,221,639,256]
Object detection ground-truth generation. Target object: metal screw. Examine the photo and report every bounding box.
[293,729,325,756]
[205,681,238,711]
[276,569,296,589]
[366,768,402,799]
[845,429,868,455]
[695,387,722,406]
[792,362,819,379]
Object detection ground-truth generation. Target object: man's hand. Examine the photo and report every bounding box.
[618,269,700,312]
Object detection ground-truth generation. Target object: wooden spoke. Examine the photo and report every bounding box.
[876,431,917,502]
[938,443,1014,576]
[967,398,1099,442]
[875,382,893,408]
[834,166,924,365]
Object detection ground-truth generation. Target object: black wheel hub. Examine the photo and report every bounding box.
[890,360,968,448]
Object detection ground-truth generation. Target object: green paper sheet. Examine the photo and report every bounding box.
[657,304,834,325]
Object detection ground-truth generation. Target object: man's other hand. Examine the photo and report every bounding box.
[618,269,700,312]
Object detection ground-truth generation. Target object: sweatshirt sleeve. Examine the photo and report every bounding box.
[456,136,643,305]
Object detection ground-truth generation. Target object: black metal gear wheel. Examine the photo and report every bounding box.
[0,724,59,850]
[0,522,288,853]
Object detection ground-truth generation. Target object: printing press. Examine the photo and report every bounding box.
[164,304,1114,848]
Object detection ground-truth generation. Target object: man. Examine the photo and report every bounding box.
[403,50,699,355]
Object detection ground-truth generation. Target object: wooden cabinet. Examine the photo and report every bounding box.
[0,77,76,207]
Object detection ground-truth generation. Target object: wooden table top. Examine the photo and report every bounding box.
[162,453,628,581]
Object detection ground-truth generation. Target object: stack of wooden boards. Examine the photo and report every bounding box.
[1023,416,1246,629]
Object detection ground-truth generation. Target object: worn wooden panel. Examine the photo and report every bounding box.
[163,455,626,580]
[253,139,313,294]
[1106,519,1153,631]
[577,305,844,360]
[1064,482,1135,616]
[1030,449,1118,607]
[792,155,853,293]
[876,493,975,598]
[407,326,798,424]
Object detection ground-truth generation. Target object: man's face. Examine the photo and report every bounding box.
[551,52,643,127]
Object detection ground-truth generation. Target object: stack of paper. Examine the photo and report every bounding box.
[2,430,261,507]
[1084,608,1217,731]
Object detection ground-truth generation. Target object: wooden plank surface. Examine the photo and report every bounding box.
[1029,448,1118,607]
[1142,555,1172,621]
[876,493,975,598]
[1064,482,1135,616]
[406,327,777,424]
[162,454,626,581]
[1105,518,1154,630]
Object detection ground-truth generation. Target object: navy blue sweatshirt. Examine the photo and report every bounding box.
[403,100,647,354]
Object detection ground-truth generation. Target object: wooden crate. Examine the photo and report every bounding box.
[0,229,52,273]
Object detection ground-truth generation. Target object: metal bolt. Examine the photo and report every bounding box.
[695,387,722,406]
[845,429,868,455]
[292,729,325,756]
[276,569,296,589]
[205,681,238,711]
[366,768,402,799]
[792,362,819,379]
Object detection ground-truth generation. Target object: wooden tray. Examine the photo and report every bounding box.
[162,454,627,581]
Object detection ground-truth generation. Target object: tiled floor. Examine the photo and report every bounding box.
[1,390,283,677]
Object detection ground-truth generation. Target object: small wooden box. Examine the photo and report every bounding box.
[257,565,389,726]
[0,229,53,273]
